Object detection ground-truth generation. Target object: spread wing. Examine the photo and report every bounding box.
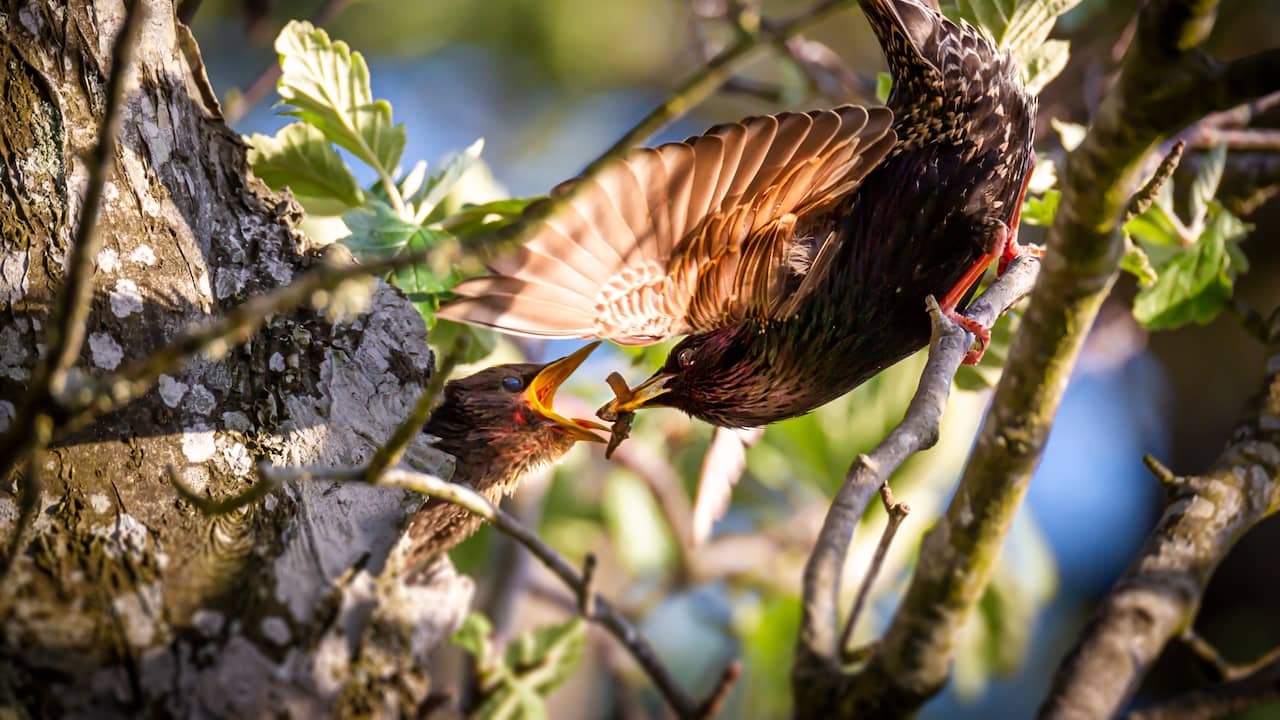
[437,105,896,345]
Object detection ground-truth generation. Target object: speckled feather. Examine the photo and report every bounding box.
[437,0,1036,428]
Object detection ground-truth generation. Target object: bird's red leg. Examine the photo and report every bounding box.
[997,155,1043,276]
[938,227,1003,366]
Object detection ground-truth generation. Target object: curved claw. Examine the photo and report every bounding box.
[945,309,991,365]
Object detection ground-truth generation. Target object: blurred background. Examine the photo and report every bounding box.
[188,0,1280,716]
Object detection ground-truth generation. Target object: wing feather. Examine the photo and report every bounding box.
[436,105,897,343]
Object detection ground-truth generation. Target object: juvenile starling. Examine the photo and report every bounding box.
[403,342,605,566]
[436,0,1037,429]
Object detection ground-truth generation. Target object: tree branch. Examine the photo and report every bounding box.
[819,0,1280,711]
[792,257,1041,709]
[1038,308,1280,718]
[840,485,909,660]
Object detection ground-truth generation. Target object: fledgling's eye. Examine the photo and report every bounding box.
[501,376,524,392]
[678,348,695,368]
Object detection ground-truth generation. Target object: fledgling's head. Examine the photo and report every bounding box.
[424,342,607,472]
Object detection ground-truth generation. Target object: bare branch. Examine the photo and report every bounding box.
[794,257,1041,699]
[1126,641,1280,720]
[1040,310,1280,717]
[840,485,910,661]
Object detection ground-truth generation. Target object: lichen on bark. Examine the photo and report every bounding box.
[0,1,470,716]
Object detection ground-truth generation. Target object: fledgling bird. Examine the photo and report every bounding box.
[403,342,606,568]
[436,0,1038,430]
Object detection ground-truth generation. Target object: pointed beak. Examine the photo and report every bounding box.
[526,341,610,443]
[596,371,676,421]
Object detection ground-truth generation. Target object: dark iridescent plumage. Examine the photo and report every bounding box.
[438,0,1037,429]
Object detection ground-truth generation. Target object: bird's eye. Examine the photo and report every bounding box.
[501,376,524,392]
[678,348,695,368]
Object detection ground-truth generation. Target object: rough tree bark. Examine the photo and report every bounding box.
[0,1,471,716]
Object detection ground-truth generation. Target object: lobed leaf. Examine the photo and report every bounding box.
[274,21,406,178]
[247,123,363,215]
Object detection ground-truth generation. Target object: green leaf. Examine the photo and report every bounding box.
[1121,233,1158,286]
[274,20,406,178]
[1188,143,1226,230]
[437,198,538,241]
[452,612,497,670]
[429,319,497,364]
[413,138,485,223]
[1132,215,1234,330]
[1124,187,1185,248]
[875,71,893,104]
[247,123,363,215]
[341,199,423,259]
[1021,39,1069,94]
[390,228,454,299]
[1021,189,1059,227]
[1003,0,1084,61]
[954,0,1018,44]
[467,618,587,720]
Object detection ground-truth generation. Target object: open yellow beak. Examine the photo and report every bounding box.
[596,371,676,421]
[526,341,610,443]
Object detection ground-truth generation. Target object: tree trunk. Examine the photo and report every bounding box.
[0,1,470,716]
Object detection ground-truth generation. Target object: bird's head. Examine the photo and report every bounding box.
[599,329,767,428]
[425,343,608,465]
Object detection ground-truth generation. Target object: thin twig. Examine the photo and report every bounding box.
[577,553,598,616]
[1228,297,1271,344]
[840,484,910,660]
[1,415,51,581]
[695,660,743,719]
[363,334,468,483]
[1188,128,1280,152]
[1126,140,1185,222]
[222,0,354,125]
[581,0,860,179]
[1127,640,1280,720]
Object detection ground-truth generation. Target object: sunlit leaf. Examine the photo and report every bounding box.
[1133,210,1239,330]
[429,319,498,364]
[1022,39,1069,94]
[413,138,485,222]
[1121,234,1158,287]
[875,71,893,104]
[247,122,363,215]
[1021,189,1059,227]
[1188,143,1226,230]
[1051,118,1086,151]
[274,20,406,178]
[341,199,421,259]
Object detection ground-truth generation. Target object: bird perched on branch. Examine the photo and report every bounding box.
[437,0,1038,430]
[403,343,606,567]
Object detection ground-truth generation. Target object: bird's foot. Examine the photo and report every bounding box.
[944,308,991,365]
[998,235,1045,276]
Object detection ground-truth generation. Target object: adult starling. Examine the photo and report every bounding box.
[437,0,1037,429]
[403,342,606,565]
